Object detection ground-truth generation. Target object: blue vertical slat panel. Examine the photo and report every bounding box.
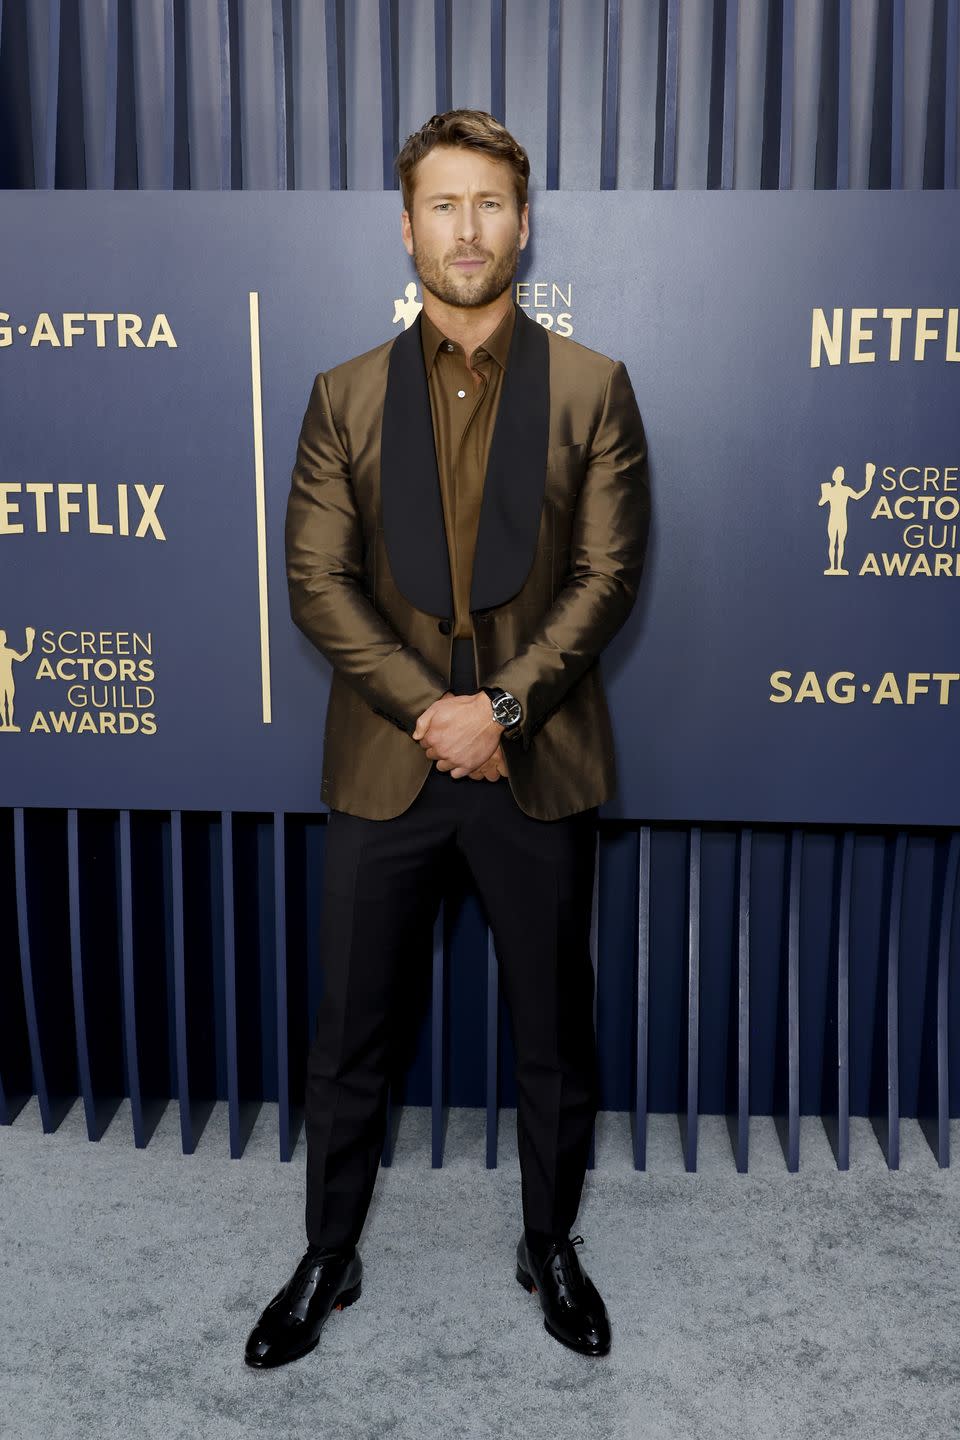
[14,810,60,1129]
[776,827,801,1172]
[728,826,751,1172]
[633,826,651,1171]
[923,833,959,1165]
[490,0,505,120]
[431,901,447,1167]
[73,0,112,187]
[325,0,346,187]
[545,0,560,188]
[600,0,622,190]
[118,809,146,1146]
[946,0,959,187]
[115,812,171,1147]
[42,0,60,187]
[287,0,329,189]
[790,0,821,189]
[558,0,607,189]
[113,0,139,187]
[0,808,32,1124]
[658,0,679,189]
[222,809,242,1156]
[721,0,738,187]
[908,0,937,188]
[0,0,38,188]
[67,810,96,1138]
[779,0,795,187]
[873,832,906,1168]
[274,811,294,1160]
[170,810,194,1153]
[379,0,397,187]
[181,0,221,188]
[680,826,700,1172]
[218,0,232,187]
[433,0,450,113]
[836,0,850,189]
[890,0,905,188]
[169,817,195,1152]
[163,0,175,187]
[485,931,499,1168]
[675,0,717,189]
[273,0,294,188]
[102,0,118,188]
[180,814,220,1147]
[53,0,86,186]
[73,811,124,1139]
[828,830,854,1171]
[218,0,242,188]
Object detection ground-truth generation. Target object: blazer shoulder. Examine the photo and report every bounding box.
[315,331,399,413]
[544,324,620,387]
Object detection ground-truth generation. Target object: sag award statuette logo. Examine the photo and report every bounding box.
[393,282,422,330]
[819,463,874,575]
[0,625,35,731]
[815,459,960,578]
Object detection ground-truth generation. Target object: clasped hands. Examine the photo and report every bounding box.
[412,691,509,781]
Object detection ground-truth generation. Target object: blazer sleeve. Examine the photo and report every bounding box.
[285,371,449,733]
[482,358,650,750]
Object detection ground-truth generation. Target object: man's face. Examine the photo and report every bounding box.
[401,145,529,310]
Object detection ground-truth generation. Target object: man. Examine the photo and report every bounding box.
[245,110,649,1368]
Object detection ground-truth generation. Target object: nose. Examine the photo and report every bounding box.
[455,205,480,245]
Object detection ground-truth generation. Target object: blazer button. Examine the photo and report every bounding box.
[437,618,451,635]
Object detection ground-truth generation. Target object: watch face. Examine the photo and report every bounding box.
[495,695,522,727]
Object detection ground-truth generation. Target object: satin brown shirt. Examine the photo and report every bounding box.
[419,302,516,639]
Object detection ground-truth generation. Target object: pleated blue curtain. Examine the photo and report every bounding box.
[1,0,957,192]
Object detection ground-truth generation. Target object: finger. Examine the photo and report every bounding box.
[412,708,436,741]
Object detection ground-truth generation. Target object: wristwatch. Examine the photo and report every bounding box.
[482,686,523,738]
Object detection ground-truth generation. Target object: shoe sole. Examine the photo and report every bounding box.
[244,1280,362,1370]
[515,1265,610,1358]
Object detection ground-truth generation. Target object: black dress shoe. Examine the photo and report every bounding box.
[244,1245,362,1369]
[516,1233,611,1356]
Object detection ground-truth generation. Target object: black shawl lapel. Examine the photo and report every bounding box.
[470,305,550,610]
[380,312,453,617]
[379,303,550,619]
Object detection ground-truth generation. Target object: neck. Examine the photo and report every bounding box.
[420,290,514,353]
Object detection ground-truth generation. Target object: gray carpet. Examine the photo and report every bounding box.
[2,1101,959,1440]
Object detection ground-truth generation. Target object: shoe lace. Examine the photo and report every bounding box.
[548,1234,586,1296]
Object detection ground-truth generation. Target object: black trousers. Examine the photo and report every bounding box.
[304,638,600,1252]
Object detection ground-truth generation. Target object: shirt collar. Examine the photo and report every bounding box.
[420,300,517,377]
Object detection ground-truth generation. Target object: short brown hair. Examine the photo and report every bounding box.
[395,109,530,216]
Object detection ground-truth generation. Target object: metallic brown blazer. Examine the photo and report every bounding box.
[285,303,650,821]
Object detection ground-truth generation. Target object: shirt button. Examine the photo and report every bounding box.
[445,342,455,352]
[457,389,466,398]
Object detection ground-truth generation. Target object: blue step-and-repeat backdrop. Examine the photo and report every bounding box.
[1,192,957,823]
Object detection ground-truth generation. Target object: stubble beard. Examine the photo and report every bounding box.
[411,227,521,310]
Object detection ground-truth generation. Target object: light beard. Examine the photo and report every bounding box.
[411,232,521,310]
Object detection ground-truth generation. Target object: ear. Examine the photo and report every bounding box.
[400,209,414,257]
[518,203,530,251]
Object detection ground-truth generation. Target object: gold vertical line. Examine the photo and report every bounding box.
[249,291,272,724]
